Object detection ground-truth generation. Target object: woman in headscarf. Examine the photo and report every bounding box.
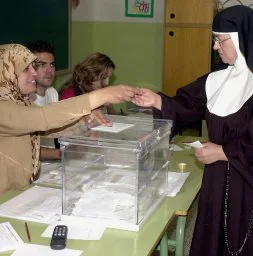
[0,44,137,195]
[133,5,253,255]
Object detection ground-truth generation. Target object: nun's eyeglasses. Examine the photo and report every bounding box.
[212,36,231,46]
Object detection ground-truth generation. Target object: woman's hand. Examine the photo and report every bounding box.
[103,85,137,104]
[84,108,112,128]
[195,142,228,164]
[131,88,162,110]
[88,85,138,109]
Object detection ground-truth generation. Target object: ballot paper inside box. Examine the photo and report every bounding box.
[59,115,172,231]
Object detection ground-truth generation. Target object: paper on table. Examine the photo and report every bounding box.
[91,122,134,133]
[170,144,184,151]
[42,220,106,240]
[72,187,133,220]
[34,161,62,185]
[0,222,24,252]
[183,140,203,149]
[0,186,61,224]
[10,243,82,256]
[167,172,190,197]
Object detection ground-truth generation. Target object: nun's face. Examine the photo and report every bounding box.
[17,63,37,95]
[213,35,238,65]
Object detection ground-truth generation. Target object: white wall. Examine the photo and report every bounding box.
[217,0,253,10]
[72,0,165,23]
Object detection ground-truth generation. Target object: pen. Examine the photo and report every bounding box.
[25,222,31,242]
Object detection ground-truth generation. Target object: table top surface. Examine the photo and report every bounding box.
[0,136,204,256]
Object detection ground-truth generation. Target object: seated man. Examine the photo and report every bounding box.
[27,40,60,160]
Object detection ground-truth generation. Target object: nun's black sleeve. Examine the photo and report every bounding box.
[153,74,208,138]
[222,115,253,189]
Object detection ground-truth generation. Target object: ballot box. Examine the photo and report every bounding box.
[59,115,172,231]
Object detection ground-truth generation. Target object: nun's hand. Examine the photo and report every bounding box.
[195,142,228,164]
[131,88,162,110]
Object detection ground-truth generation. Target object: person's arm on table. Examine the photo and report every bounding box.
[0,85,136,135]
[40,147,61,160]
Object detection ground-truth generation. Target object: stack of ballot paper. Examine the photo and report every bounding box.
[0,222,24,252]
[166,172,190,197]
[0,220,83,255]
[183,140,204,148]
[34,161,62,185]
[11,244,82,256]
[42,220,106,241]
[0,186,61,224]
[91,122,134,133]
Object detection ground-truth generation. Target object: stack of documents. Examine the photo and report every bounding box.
[0,222,83,255]
[167,172,190,197]
[11,244,82,256]
[0,186,61,223]
[91,122,134,133]
[34,161,62,185]
[0,222,24,252]
[42,220,106,241]
[183,141,203,148]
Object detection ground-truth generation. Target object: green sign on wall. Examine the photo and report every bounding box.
[125,0,154,18]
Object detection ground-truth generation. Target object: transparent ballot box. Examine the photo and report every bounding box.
[59,115,172,231]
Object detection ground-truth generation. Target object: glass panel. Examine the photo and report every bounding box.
[60,115,172,231]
